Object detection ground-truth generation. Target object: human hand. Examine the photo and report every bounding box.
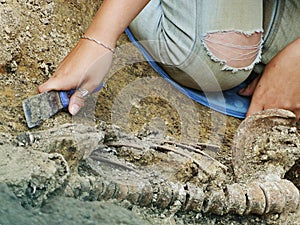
[239,38,300,121]
[38,39,113,115]
[38,0,151,115]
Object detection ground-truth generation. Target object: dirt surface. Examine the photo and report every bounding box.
[1,1,300,225]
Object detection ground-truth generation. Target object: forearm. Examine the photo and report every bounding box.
[84,0,150,48]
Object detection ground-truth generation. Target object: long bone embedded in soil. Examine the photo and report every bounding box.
[63,109,299,216]
[3,109,300,215]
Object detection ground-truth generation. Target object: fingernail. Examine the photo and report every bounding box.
[70,104,80,115]
[238,88,245,95]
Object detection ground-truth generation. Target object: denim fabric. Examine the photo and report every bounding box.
[262,0,300,64]
[129,0,299,91]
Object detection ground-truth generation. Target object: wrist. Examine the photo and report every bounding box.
[81,35,115,53]
[83,27,118,49]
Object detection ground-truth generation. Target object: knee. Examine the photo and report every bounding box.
[202,31,263,72]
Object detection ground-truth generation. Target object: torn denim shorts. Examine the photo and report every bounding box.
[129,0,300,91]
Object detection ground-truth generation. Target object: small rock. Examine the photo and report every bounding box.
[4,26,11,34]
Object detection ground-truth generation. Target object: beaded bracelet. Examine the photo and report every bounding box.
[81,35,115,53]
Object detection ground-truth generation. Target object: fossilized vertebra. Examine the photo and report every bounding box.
[232,109,300,183]
[64,109,299,216]
[65,174,299,216]
[3,109,299,216]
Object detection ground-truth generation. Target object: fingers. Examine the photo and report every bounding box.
[246,100,263,117]
[247,103,300,122]
[238,75,261,96]
[39,74,96,115]
[37,38,113,116]
[245,77,264,117]
[68,85,98,115]
[296,113,300,122]
[246,86,300,121]
[294,111,300,122]
[68,89,87,115]
[38,75,75,93]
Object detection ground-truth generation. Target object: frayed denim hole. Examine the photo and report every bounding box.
[201,31,263,72]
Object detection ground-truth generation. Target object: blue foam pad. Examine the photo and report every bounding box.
[125,28,253,118]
